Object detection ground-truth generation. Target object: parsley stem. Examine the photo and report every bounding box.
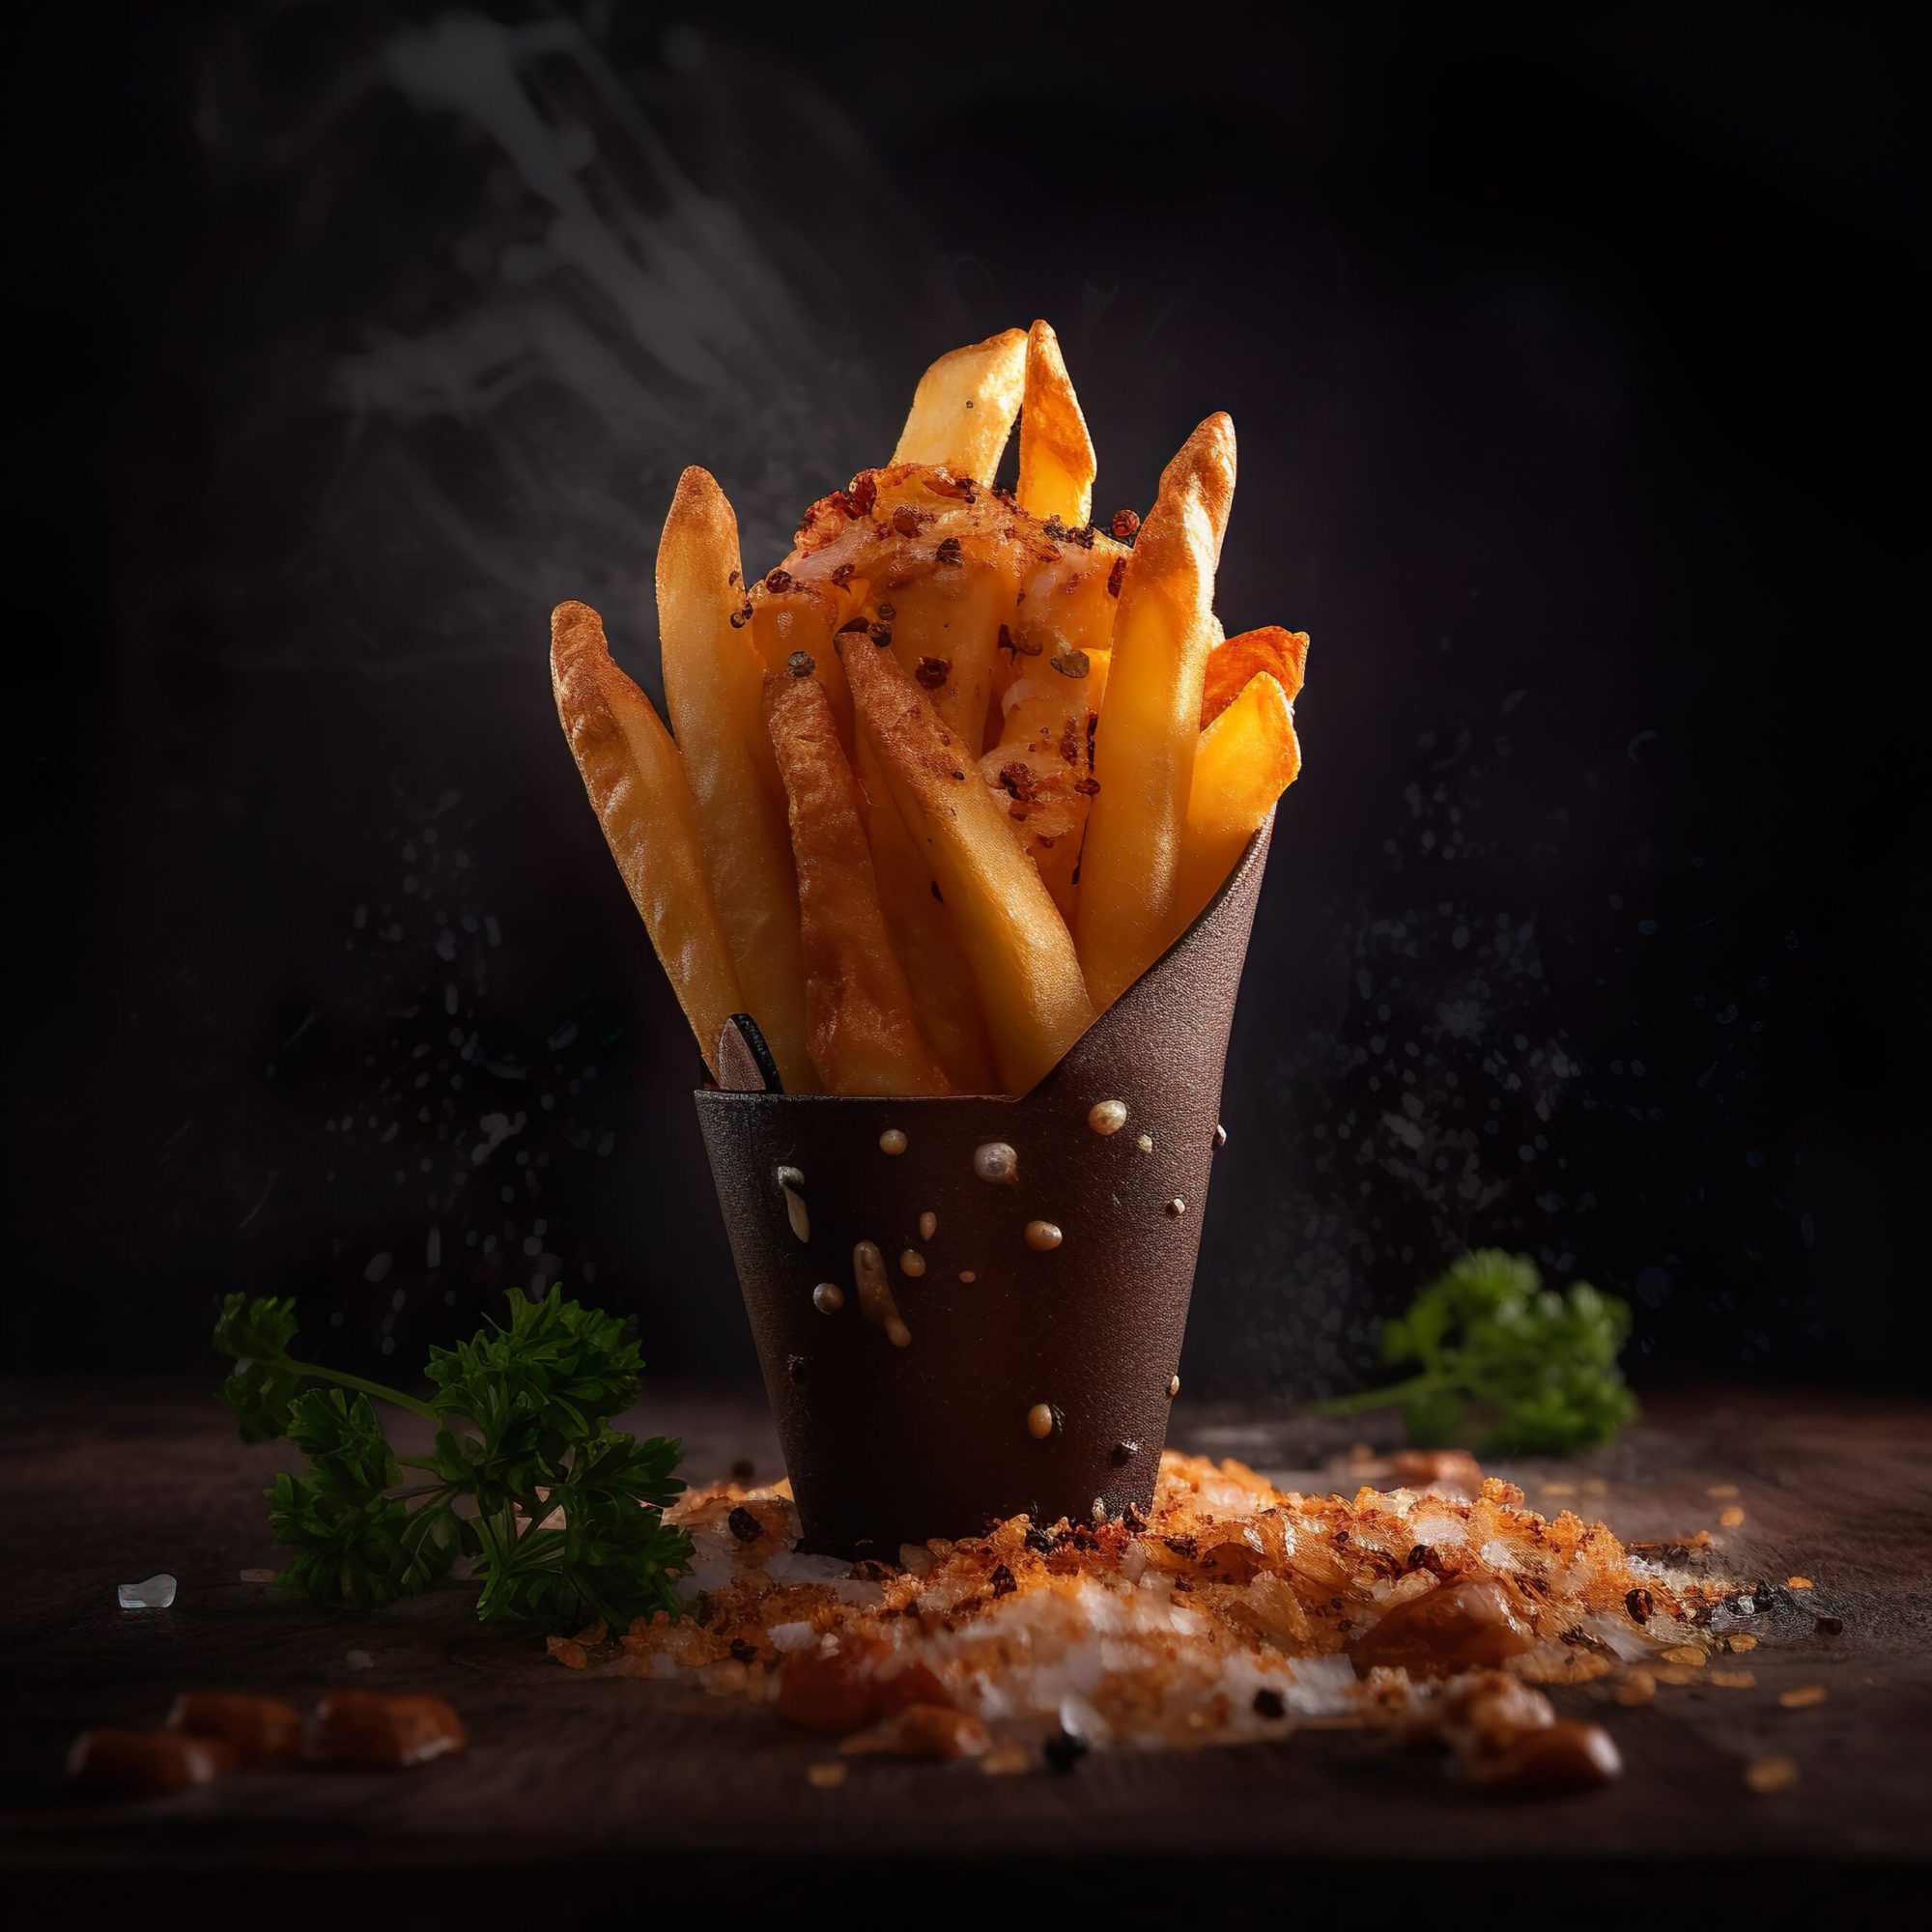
[278,1356,440,1424]
[1307,1370,1453,1419]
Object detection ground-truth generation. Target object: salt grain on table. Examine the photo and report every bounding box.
[117,1574,177,1610]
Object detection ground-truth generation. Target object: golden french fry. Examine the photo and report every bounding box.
[839,633,1094,1095]
[551,600,744,1078]
[657,469,815,1092]
[1017,320,1096,527]
[1160,671,1300,952]
[893,327,1027,482]
[874,555,1018,754]
[764,668,952,1096]
[1201,626,1309,726]
[979,647,1111,922]
[853,726,998,1092]
[1074,413,1237,1009]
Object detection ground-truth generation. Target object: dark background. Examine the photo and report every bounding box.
[11,5,1926,1396]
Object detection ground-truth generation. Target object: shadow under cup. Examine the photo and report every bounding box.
[696,819,1273,1557]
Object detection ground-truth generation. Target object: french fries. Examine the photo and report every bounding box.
[1017,320,1096,527]
[840,632,1094,1097]
[657,468,815,1092]
[1201,625,1309,727]
[893,327,1028,482]
[979,646,1111,923]
[1074,413,1238,1010]
[1162,669,1301,952]
[853,726,998,1093]
[553,322,1307,1095]
[764,667,953,1096]
[550,601,744,1078]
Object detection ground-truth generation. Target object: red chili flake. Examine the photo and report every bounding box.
[1049,648,1091,679]
[1107,556,1126,597]
[934,535,963,566]
[786,651,815,678]
[1626,1586,1655,1625]
[991,484,1017,507]
[990,1563,1017,1598]
[1073,776,1100,797]
[830,562,855,588]
[727,1506,762,1543]
[1109,508,1142,541]
[764,567,793,593]
[891,505,923,538]
[877,602,895,620]
[847,473,878,516]
[914,656,951,690]
[997,761,1039,803]
[728,601,753,629]
[1058,723,1079,764]
[868,622,893,648]
[728,1637,758,1662]
[727,568,742,586]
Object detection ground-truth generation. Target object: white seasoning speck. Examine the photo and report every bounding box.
[1088,1099,1128,1135]
[1136,1133,1154,1153]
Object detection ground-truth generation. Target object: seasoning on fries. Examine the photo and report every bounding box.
[552,323,1307,1095]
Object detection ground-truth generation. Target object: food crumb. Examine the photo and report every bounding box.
[1708,1669,1757,1689]
[1719,1506,1746,1528]
[1778,1684,1828,1709]
[1658,1645,1706,1667]
[1705,1484,1741,1499]
[1746,1754,1801,1794]
[808,1761,848,1788]
[1785,1576,1814,1589]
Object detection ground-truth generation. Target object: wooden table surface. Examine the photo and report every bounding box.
[4,1378,1927,1924]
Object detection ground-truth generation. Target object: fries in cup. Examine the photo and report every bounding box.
[552,324,1307,1096]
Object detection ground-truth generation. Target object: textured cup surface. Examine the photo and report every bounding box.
[696,819,1272,1555]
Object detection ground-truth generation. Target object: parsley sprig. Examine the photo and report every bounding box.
[213,1287,693,1626]
[1313,1249,1638,1454]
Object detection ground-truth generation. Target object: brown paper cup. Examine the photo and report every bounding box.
[696,818,1272,1556]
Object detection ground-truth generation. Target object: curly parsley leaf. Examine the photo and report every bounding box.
[1313,1249,1638,1455]
[213,1288,690,1628]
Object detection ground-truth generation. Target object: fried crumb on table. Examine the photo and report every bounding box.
[545,1451,1776,1789]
